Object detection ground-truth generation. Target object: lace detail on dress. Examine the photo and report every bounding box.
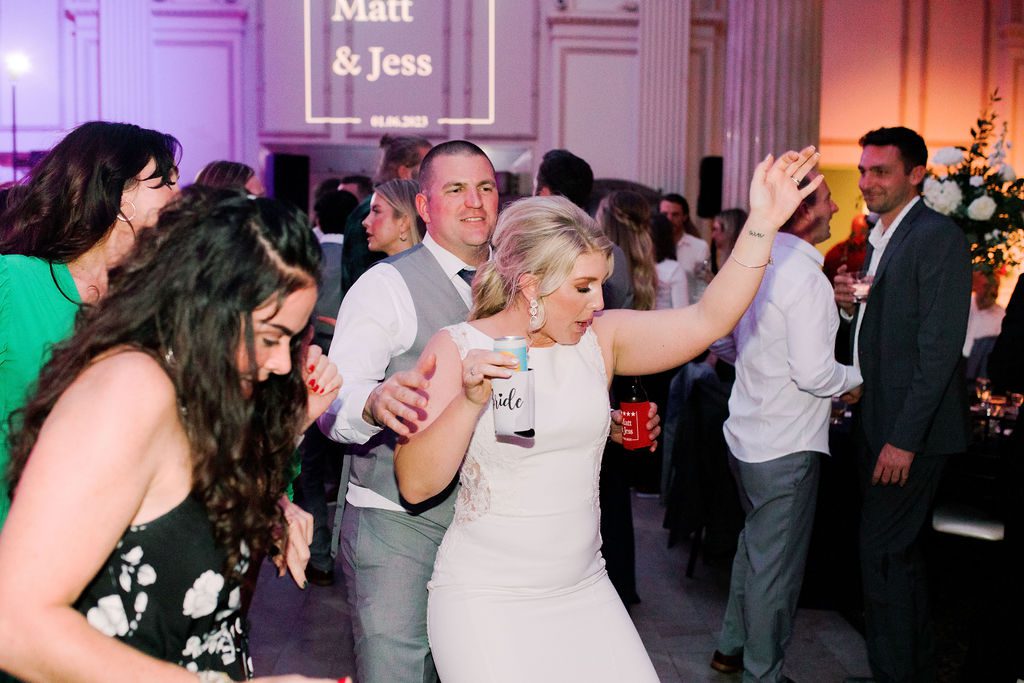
[443,323,474,360]
[454,439,492,525]
[444,323,493,525]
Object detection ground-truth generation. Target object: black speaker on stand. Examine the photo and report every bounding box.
[266,153,310,215]
[696,156,723,219]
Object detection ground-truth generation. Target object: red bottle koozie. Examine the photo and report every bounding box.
[620,400,652,450]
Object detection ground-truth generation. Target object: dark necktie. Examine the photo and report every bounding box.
[457,268,476,287]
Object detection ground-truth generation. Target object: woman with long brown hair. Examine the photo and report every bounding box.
[0,189,344,682]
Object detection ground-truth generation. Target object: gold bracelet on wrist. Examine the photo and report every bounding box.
[730,253,772,269]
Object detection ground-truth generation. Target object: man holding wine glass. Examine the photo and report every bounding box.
[834,126,972,683]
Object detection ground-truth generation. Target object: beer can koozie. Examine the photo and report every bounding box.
[494,335,528,372]
[491,369,535,438]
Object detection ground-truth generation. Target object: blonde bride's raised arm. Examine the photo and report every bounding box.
[593,146,823,378]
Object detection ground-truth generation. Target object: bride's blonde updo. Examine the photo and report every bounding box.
[469,196,613,323]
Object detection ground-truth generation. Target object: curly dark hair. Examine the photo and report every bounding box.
[6,187,321,577]
[0,121,180,262]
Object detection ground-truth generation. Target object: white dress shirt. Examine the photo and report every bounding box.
[850,196,920,369]
[654,259,686,310]
[723,232,863,463]
[317,233,475,511]
[962,295,1006,356]
[676,233,710,306]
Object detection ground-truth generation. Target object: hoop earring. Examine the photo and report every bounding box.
[528,298,543,331]
[117,200,136,223]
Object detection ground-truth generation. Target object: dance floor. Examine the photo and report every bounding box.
[248,494,873,681]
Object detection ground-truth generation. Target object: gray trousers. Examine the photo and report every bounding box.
[719,450,821,683]
[340,505,447,683]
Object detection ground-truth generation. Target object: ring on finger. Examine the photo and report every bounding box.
[790,176,801,187]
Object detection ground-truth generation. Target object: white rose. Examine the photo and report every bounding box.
[87,595,129,637]
[967,195,997,221]
[137,564,156,586]
[182,570,224,618]
[932,146,964,166]
[923,177,964,215]
[1002,164,1016,182]
[969,175,985,187]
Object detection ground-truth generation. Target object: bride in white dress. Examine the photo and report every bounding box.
[393,148,822,683]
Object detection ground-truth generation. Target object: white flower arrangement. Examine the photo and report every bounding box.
[924,92,1024,277]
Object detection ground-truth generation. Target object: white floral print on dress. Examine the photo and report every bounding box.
[86,595,129,637]
[182,570,224,618]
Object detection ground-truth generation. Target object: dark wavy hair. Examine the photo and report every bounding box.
[0,121,180,262]
[7,187,321,577]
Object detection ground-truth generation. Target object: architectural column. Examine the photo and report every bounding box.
[636,0,691,192]
[721,0,821,210]
[98,0,152,124]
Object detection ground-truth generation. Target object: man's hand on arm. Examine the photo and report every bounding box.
[872,443,915,486]
[362,353,436,437]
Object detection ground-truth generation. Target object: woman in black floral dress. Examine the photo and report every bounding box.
[0,188,346,682]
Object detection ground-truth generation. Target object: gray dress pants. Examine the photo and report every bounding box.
[719,450,821,683]
[340,505,447,683]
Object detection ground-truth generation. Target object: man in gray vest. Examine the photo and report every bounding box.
[318,140,498,683]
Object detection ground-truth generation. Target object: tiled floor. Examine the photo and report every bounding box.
[248,495,872,682]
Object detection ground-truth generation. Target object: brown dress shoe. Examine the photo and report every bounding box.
[710,649,742,674]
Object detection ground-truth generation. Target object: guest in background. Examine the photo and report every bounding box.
[534,148,634,310]
[595,189,659,604]
[362,178,425,256]
[194,159,265,196]
[709,208,747,277]
[962,271,1006,380]
[0,188,341,682]
[340,134,431,301]
[660,192,709,304]
[0,120,180,531]
[340,174,373,202]
[823,212,872,283]
[300,188,359,588]
[834,126,971,683]
[650,213,687,310]
[597,190,658,312]
[311,190,359,350]
[987,274,1024,683]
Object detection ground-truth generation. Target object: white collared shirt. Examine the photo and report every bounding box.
[317,233,476,511]
[723,232,863,462]
[675,233,710,305]
[851,196,920,368]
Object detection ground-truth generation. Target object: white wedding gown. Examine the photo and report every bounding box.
[427,323,660,683]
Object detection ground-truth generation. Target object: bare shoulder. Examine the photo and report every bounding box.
[59,349,178,424]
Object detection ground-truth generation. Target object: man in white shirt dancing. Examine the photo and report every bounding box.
[710,172,862,682]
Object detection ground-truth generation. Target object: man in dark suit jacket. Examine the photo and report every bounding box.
[834,126,972,683]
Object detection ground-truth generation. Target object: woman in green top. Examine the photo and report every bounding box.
[0,121,181,528]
